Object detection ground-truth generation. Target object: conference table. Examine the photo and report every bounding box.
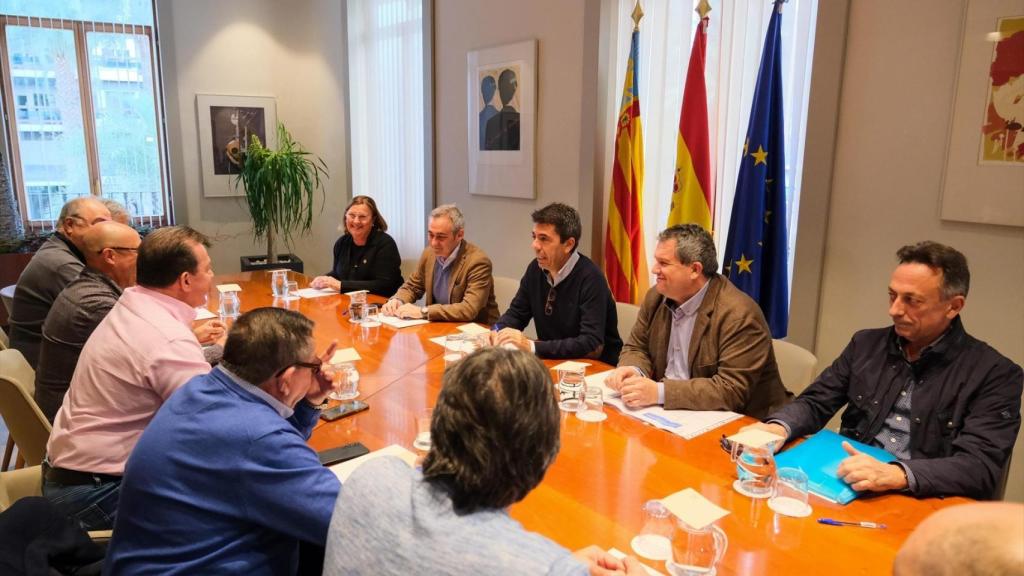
[206,271,967,575]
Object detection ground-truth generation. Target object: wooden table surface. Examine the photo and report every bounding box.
[207,271,967,575]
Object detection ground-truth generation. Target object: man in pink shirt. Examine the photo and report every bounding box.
[44,226,218,530]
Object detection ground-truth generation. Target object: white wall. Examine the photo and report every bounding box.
[817,0,1024,501]
[157,0,348,276]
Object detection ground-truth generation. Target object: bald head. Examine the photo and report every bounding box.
[58,197,111,250]
[894,502,1024,576]
[82,221,141,289]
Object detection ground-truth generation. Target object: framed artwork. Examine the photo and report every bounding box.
[196,94,278,198]
[467,40,536,199]
[940,0,1023,227]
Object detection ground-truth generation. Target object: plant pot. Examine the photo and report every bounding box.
[240,254,304,274]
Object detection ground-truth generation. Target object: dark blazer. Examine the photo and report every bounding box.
[618,276,789,419]
[327,229,403,297]
[392,240,499,324]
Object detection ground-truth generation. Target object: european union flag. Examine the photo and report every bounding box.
[723,0,789,338]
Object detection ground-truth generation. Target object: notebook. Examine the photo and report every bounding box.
[774,429,896,505]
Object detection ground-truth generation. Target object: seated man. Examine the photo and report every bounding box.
[44,226,220,530]
[34,221,141,422]
[105,308,342,575]
[493,203,622,365]
[604,224,789,418]
[9,196,111,369]
[894,502,1024,576]
[747,241,1022,500]
[323,347,642,575]
[382,203,499,324]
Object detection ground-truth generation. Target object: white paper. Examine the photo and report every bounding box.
[607,549,664,575]
[660,488,730,530]
[456,323,491,335]
[194,307,217,320]
[378,315,429,329]
[216,283,242,293]
[584,371,742,440]
[551,360,590,372]
[330,444,418,483]
[330,348,361,364]
[294,287,335,299]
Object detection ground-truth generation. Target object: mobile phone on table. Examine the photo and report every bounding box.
[320,400,369,422]
[317,441,370,466]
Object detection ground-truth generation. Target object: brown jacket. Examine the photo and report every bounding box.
[392,240,499,324]
[618,276,789,419]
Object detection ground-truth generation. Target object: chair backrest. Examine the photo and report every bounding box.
[492,275,535,338]
[399,258,419,281]
[0,284,14,316]
[615,302,640,344]
[0,330,8,350]
[0,465,43,512]
[0,349,51,466]
[772,339,818,396]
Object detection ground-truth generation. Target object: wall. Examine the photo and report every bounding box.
[817,0,1024,501]
[156,0,348,276]
[433,0,599,278]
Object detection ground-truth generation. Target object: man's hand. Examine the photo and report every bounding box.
[306,340,339,406]
[620,375,659,409]
[310,276,341,291]
[603,366,640,392]
[494,327,531,352]
[572,546,646,575]
[737,422,789,453]
[396,303,424,319]
[381,298,403,316]
[193,320,226,345]
[836,441,909,492]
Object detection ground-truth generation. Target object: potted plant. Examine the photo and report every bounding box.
[235,122,328,272]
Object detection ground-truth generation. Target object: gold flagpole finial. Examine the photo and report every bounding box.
[631,1,644,30]
[696,0,711,20]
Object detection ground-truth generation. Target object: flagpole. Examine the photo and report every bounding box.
[632,1,643,30]
[697,0,711,30]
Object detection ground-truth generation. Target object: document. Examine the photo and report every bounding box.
[194,307,217,320]
[294,287,335,299]
[584,371,742,440]
[456,323,491,335]
[379,315,429,329]
[607,549,664,575]
[330,444,418,483]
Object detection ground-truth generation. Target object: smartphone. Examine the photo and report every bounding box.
[317,442,370,466]
[320,400,369,422]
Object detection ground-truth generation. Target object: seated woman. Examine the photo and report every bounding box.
[322,348,644,575]
[310,195,403,296]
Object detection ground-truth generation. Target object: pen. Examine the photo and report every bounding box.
[818,518,887,529]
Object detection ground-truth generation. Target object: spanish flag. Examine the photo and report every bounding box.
[666,0,712,232]
[604,7,648,304]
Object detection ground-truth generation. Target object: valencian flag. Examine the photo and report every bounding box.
[604,4,649,304]
[666,0,712,232]
[722,0,789,338]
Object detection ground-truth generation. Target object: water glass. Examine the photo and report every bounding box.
[285,280,299,300]
[443,334,469,370]
[631,500,673,560]
[362,304,381,328]
[413,408,433,451]
[218,291,240,320]
[557,367,586,412]
[584,385,603,412]
[328,362,359,401]
[348,291,367,323]
[768,467,812,518]
[730,442,776,499]
[270,269,289,297]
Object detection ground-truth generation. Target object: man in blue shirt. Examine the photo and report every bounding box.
[105,308,341,575]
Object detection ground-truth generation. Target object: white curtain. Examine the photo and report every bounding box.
[606,0,818,288]
[346,0,427,259]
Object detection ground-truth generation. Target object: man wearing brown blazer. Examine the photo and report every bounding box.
[382,204,499,324]
[604,224,789,419]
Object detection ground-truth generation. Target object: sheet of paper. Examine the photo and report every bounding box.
[330,348,361,364]
[294,287,335,299]
[194,307,217,320]
[378,315,429,329]
[456,323,491,335]
[216,283,242,293]
[660,488,729,530]
[551,360,590,372]
[607,549,664,575]
[330,444,418,483]
[726,428,785,449]
[584,371,742,440]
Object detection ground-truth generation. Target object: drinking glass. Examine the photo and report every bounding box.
[285,280,299,300]
[218,291,240,321]
[576,385,607,422]
[631,500,673,560]
[730,442,777,499]
[666,518,728,576]
[768,467,812,518]
[348,291,367,323]
[443,334,469,370]
[362,304,381,328]
[270,269,289,297]
[557,367,586,412]
[328,362,359,401]
[413,408,433,451]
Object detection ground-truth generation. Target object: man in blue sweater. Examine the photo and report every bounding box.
[104,308,342,575]
[494,203,622,365]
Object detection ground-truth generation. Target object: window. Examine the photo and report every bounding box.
[0,0,170,229]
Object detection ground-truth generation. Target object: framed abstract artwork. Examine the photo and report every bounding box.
[196,94,278,198]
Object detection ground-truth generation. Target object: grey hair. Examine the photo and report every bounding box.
[430,204,465,233]
[100,198,131,223]
[657,224,718,277]
[57,197,105,232]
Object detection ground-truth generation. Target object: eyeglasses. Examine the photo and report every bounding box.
[275,360,322,377]
[544,285,556,316]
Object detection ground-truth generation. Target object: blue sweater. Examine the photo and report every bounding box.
[104,367,341,575]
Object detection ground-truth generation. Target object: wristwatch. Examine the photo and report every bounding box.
[420,305,429,318]
[307,399,330,410]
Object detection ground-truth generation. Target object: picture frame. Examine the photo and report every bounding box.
[939,0,1023,228]
[467,40,537,199]
[196,94,278,198]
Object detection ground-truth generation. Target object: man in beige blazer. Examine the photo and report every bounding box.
[604,224,789,419]
[382,204,499,324]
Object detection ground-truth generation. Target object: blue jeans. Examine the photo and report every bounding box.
[42,473,121,531]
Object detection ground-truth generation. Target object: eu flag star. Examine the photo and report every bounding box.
[751,146,768,166]
[736,254,754,274]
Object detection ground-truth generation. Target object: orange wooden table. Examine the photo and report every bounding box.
[209,271,967,575]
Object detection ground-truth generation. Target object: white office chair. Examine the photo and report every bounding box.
[492,275,535,339]
[399,258,419,281]
[615,301,640,345]
[0,349,50,470]
[772,339,818,395]
[0,284,14,316]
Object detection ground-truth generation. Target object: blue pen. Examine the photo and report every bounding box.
[818,518,887,529]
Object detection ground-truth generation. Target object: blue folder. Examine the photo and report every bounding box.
[774,429,896,505]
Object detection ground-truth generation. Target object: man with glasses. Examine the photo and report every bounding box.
[493,203,622,365]
[9,196,111,369]
[106,307,341,575]
[44,226,219,530]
